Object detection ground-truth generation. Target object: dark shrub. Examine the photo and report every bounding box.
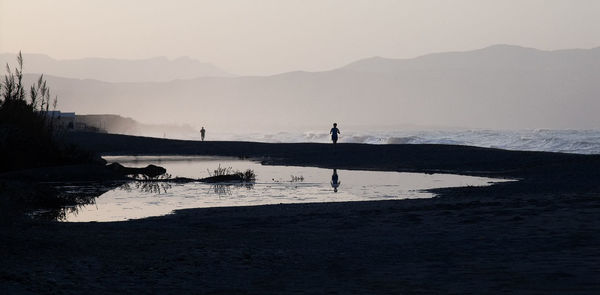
[0,52,98,172]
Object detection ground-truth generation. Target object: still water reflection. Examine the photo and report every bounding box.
[331,169,340,192]
[56,156,510,222]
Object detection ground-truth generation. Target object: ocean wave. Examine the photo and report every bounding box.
[386,136,419,144]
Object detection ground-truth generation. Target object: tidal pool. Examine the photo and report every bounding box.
[58,156,511,222]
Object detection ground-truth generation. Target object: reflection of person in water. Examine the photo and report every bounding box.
[331,169,341,193]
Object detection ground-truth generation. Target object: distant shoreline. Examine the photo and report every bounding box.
[65,131,600,182]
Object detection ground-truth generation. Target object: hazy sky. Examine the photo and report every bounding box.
[1,0,599,75]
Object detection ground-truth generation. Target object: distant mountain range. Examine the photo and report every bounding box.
[16,45,600,130]
[343,44,600,73]
[0,53,233,82]
[76,114,197,138]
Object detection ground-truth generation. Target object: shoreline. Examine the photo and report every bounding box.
[65,131,600,195]
[66,131,600,174]
[2,132,600,293]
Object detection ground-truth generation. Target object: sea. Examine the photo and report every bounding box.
[185,129,600,155]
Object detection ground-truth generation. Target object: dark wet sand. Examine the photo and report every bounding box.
[2,132,600,294]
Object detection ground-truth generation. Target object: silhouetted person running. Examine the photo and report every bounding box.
[200,127,206,141]
[331,169,341,193]
[330,123,340,144]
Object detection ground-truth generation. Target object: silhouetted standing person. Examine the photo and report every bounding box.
[331,169,341,193]
[200,127,206,141]
[330,123,340,144]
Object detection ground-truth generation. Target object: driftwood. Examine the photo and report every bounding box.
[131,174,251,184]
[199,174,250,183]
[107,163,167,178]
[107,163,255,184]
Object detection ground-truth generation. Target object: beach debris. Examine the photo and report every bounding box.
[107,162,166,178]
[203,165,256,183]
[290,175,304,182]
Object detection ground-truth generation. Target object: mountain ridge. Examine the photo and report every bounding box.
[0,53,234,83]
[15,44,600,130]
[340,44,600,73]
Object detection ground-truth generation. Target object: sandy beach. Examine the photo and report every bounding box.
[4,2,600,293]
[2,132,600,294]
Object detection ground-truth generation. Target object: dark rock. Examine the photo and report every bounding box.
[107,162,167,178]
